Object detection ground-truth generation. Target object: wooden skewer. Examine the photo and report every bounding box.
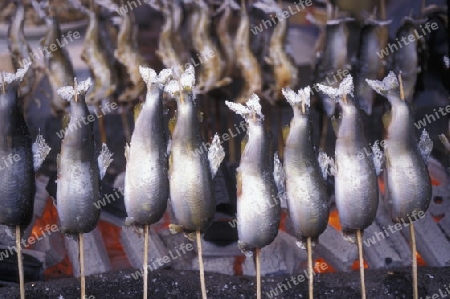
[16,226,25,299]
[277,105,283,159]
[398,72,405,101]
[356,229,366,299]
[1,72,5,94]
[143,225,149,299]
[196,230,207,299]
[307,237,313,299]
[410,222,418,299]
[97,104,107,144]
[79,233,85,299]
[121,106,131,144]
[255,248,261,299]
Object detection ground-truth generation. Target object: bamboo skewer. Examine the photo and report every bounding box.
[97,104,107,144]
[307,237,313,299]
[255,248,261,299]
[79,233,85,299]
[410,222,418,299]
[197,230,207,299]
[143,225,149,299]
[356,229,366,299]
[16,226,25,299]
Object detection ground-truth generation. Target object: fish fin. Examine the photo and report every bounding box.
[32,133,51,172]
[98,143,113,180]
[366,71,399,97]
[134,102,144,122]
[208,133,225,178]
[382,110,392,129]
[273,152,287,206]
[295,240,306,250]
[342,230,356,243]
[317,75,354,100]
[331,115,341,135]
[418,129,433,164]
[439,134,450,151]
[184,232,196,242]
[371,141,384,176]
[168,224,184,234]
[225,94,264,120]
[282,125,290,145]
[318,150,334,179]
[168,115,177,136]
[282,86,311,108]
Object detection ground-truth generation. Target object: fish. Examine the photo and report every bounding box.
[114,5,147,103]
[170,0,190,66]
[318,75,380,241]
[7,0,36,99]
[367,72,432,222]
[0,64,50,228]
[225,94,280,252]
[124,67,172,226]
[281,87,330,246]
[32,0,76,115]
[354,19,391,115]
[392,17,425,102]
[188,0,230,92]
[233,2,263,103]
[314,18,353,116]
[165,65,225,237]
[254,0,298,101]
[69,0,117,106]
[56,78,113,234]
[214,0,239,79]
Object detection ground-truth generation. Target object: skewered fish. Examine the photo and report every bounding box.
[367,72,432,222]
[56,78,113,234]
[69,0,117,106]
[115,4,147,103]
[165,65,225,236]
[354,19,391,115]
[124,67,172,226]
[0,64,50,228]
[281,87,330,246]
[254,0,298,101]
[7,0,36,99]
[225,94,280,252]
[234,2,262,103]
[318,75,380,241]
[315,18,353,116]
[32,0,76,115]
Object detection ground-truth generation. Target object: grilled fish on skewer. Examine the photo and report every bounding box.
[234,1,262,103]
[56,78,113,234]
[254,0,298,101]
[318,75,380,241]
[366,72,432,222]
[0,63,50,228]
[8,0,36,99]
[124,67,172,226]
[354,19,391,115]
[165,65,225,236]
[32,0,76,116]
[214,0,239,79]
[281,87,330,246]
[315,18,353,116]
[115,2,147,103]
[225,94,281,252]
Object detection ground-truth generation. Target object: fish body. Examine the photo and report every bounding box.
[283,93,328,242]
[393,18,421,101]
[124,68,169,226]
[41,16,76,114]
[156,2,180,69]
[354,20,390,115]
[226,95,280,251]
[383,88,431,221]
[56,84,100,234]
[81,9,117,105]
[168,79,217,232]
[0,83,35,227]
[315,19,352,116]
[7,0,35,98]
[334,100,379,233]
[266,8,298,101]
[234,5,262,103]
